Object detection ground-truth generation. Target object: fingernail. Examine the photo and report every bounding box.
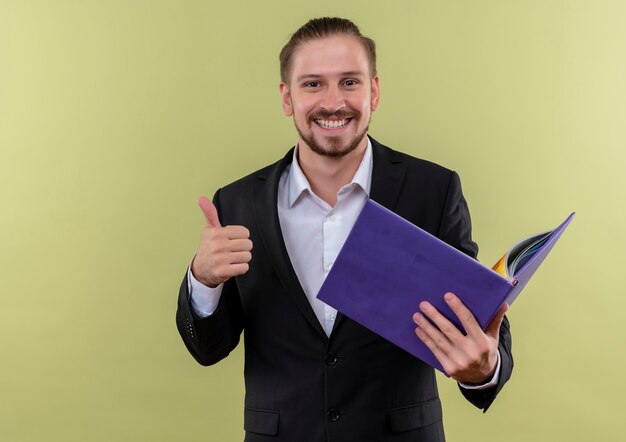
[419,302,430,312]
[444,293,453,302]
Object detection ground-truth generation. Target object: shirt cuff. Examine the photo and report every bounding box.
[458,350,501,390]
[187,261,223,318]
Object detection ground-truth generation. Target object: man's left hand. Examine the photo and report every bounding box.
[412,292,508,385]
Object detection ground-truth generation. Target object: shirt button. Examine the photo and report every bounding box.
[325,353,338,366]
[327,408,340,422]
[329,215,336,222]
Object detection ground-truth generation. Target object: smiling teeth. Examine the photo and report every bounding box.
[316,119,349,129]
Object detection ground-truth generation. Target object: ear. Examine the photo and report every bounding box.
[279,82,293,116]
[370,75,381,111]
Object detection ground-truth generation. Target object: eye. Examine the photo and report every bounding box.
[344,79,359,87]
[304,81,321,88]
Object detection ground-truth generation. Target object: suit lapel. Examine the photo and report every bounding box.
[369,138,407,211]
[331,137,407,334]
[252,149,328,340]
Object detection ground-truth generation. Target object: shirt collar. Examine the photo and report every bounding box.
[287,137,373,208]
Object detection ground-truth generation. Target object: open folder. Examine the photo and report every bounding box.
[316,200,574,374]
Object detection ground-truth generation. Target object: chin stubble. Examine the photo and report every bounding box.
[295,113,370,158]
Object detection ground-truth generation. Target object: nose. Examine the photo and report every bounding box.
[320,84,346,113]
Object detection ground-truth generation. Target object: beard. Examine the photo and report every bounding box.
[294,109,370,158]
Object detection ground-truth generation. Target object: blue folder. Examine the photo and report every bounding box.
[316,200,574,374]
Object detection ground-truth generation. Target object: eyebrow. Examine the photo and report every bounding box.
[296,71,367,82]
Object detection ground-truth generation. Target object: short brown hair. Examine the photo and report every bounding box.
[279,17,377,84]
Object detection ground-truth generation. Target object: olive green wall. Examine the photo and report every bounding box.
[1,1,624,441]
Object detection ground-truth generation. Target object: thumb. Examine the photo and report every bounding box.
[198,196,221,228]
[485,303,509,340]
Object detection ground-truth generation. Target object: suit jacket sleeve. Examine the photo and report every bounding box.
[175,189,245,366]
[438,171,513,412]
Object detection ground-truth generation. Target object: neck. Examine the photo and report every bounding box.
[297,137,368,207]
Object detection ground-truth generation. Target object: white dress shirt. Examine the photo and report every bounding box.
[187,138,499,389]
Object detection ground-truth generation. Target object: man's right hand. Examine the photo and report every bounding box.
[191,196,253,288]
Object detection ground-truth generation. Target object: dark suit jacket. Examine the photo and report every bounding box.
[176,137,513,442]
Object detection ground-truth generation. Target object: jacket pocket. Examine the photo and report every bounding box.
[388,397,443,433]
[244,407,280,436]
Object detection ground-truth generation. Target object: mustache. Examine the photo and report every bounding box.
[309,109,358,120]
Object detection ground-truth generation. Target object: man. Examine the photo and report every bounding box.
[177,17,513,442]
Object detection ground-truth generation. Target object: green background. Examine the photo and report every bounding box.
[1,1,624,441]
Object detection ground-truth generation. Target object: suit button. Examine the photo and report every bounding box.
[325,353,338,366]
[327,409,340,422]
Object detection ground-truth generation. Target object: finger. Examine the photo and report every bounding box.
[198,196,221,228]
[226,238,253,253]
[443,292,481,337]
[413,312,452,355]
[414,324,452,369]
[484,303,509,340]
[228,263,250,277]
[227,251,252,265]
[419,300,464,342]
[221,225,250,240]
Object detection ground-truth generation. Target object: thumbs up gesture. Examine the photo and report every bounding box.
[191,196,253,288]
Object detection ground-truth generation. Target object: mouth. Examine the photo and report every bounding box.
[313,118,353,130]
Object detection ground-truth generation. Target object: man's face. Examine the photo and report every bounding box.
[280,35,380,158]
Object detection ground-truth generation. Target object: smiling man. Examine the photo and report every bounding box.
[176,17,513,442]
[281,34,378,158]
